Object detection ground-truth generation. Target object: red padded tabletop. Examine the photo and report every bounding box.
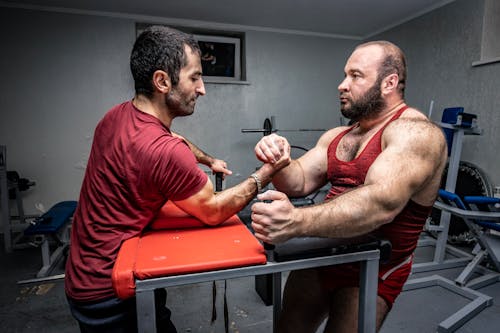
[133,215,266,280]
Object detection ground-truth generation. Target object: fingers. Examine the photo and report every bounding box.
[250,194,274,240]
[250,207,273,243]
[257,189,288,202]
[250,190,293,244]
[210,159,233,178]
[251,224,272,243]
[255,134,288,164]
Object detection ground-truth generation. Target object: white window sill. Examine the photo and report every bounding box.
[203,78,251,85]
[472,56,500,67]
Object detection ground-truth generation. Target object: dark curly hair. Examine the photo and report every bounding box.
[130,26,201,97]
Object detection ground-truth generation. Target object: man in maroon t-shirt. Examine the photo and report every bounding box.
[65,26,290,333]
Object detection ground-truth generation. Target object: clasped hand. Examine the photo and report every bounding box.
[255,133,290,165]
[251,190,298,244]
[252,134,297,244]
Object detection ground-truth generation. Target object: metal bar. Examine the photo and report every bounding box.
[455,251,487,286]
[241,129,270,133]
[433,201,500,220]
[404,275,493,333]
[136,289,156,332]
[358,258,379,333]
[135,249,381,333]
[276,129,326,132]
[17,273,65,285]
[0,145,11,253]
[272,272,282,333]
[438,297,492,332]
[241,128,325,133]
[136,250,380,291]
[433,128,464,263]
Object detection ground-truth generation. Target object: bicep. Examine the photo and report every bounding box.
[292,128,340,193]
[365,121,445,209]
[365,147,429,204]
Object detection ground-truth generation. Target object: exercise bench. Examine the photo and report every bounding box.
[24,200,77,277]
[434,190,500,287]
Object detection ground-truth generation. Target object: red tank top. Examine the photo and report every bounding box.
[325,106,432,265]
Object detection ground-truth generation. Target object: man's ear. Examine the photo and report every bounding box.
[152,70,172,94]
[381,73,399,94]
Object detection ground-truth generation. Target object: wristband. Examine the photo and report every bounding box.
[249,173,262,193]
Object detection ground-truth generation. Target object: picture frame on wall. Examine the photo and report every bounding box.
[136,23,244,83]
[195,34,242,82]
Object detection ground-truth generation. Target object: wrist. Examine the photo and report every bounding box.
[249,173,262,193]
[294,207,307,237]
[257,163,277,181]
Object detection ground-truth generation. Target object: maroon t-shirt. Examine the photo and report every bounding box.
[65,101,208,302]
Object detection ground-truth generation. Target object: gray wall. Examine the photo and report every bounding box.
[0,7,355,217]
[372,0,500,189]
[2,0,499,223]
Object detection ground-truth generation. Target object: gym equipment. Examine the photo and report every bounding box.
[1,146,37,253]
[1,145,8,252]
[407,107,494,332]
[1,145,76,278]
[429,161,492,244]
[434,190,500,287]
[414,107,483,273]
[113,211,386,333]
[403,275,492,333]
[429,107,490,243]
[24,200,77,277]
[241,116,326,136]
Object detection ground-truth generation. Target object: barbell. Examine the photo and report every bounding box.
[241,117,326,136]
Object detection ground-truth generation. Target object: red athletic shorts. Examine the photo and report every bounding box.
[319,255,413,308]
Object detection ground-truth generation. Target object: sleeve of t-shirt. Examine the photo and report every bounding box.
[152,139,208,201]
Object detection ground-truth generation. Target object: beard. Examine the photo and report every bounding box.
[340,80,386,122]
[165,87,196,117]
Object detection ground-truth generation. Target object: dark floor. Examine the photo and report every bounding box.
[2,229,500,333]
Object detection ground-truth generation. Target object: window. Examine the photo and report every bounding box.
[473,0,500,67]
[196,34,242,82]
[136,23,246,83]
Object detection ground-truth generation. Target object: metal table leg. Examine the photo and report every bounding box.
[358,257,379,333]
[136,288,156,332]
[272,272,282,333]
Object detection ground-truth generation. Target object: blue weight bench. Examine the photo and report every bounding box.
[24,201,77,277]
[434,190,500,287]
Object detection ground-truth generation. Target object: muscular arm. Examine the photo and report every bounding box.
[251,119,447,243]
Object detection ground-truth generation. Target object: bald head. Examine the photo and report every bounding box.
[355,41,407,97]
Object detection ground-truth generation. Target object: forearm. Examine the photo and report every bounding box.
[271,160,308,196]
[185,139,214,167]
[172,132,214,167]
[208,178,260,224]
[209,166,280,223]
[175,164,278,225]
[298,185,401,238]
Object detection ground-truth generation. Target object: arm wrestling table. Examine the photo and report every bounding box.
[112,213,387,333]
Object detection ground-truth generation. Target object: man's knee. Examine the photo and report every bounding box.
[278,269,329,333]
[324,288,390,333]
